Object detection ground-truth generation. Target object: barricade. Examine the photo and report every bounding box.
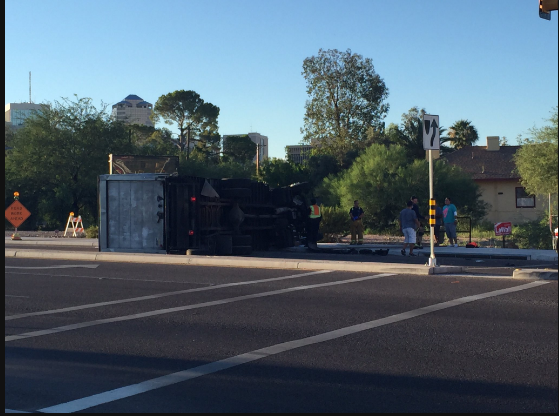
[64,212,85,237]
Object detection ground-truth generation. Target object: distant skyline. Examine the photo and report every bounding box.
[5,0,558,159]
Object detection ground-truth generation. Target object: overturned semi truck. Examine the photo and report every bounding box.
[98,173,312,255]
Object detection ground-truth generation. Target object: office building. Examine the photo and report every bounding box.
[111,94,153,127]
[5,103,43,130]
[286,144,313,164]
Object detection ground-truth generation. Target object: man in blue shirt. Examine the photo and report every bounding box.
[443,197,458,247]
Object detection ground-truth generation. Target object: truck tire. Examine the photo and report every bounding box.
[216,235,233,255]
[232,235,252,246]
[232,245,252,256]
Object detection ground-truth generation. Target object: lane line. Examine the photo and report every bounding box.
[5,270,333,321]
[5,274,393,342]
[5,265,99,269]
[5,271,215,285]
[5,295,30,298]
[37,281,548,413]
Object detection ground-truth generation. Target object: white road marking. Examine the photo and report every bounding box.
[5,295,29,298]
[5,265,99,269]
[37,281,548,413]
[5,274,393,342]
[5,270,332,322]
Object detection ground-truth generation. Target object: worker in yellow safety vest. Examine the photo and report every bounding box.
[307,198,322,249]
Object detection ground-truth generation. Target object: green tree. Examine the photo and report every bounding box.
[384,107,450,161]
[447,119,479,149]
[318,144,487,232]
[259,158,308,188]
[129,125,179,156]
[514,106,558,196]
[301,48,389,165]
[151,90,220,159]
[222,135,256,164]
[5,96,133,229]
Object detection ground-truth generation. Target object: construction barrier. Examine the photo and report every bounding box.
[64,212,85,237]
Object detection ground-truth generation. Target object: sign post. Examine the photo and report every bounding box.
[5,192,31,240]
[494,222,512,248]
[423,114,440,267]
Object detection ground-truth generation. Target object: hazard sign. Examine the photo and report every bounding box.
[5,200,31,228]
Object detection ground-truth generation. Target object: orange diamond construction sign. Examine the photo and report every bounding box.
[5,200,31,228]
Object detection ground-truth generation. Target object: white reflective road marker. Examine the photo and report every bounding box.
[5,265,99,269]
[5,270,332,321]
[5,274,392,342]
[37,281,548,413]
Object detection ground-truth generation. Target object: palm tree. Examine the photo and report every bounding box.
[446,119,479,149]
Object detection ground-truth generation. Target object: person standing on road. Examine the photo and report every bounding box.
[307,198,322,249]
[411,196,425,249]
[399,200,420,256]
[443,197,459,247]
[349,200,364,245]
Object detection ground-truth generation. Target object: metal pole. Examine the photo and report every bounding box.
[428,149,436,267]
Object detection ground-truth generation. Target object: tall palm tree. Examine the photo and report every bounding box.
[446,119,479,149]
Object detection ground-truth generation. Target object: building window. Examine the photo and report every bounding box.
[515,187,535,208]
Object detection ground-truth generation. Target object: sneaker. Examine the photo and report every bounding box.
[401,249,406,256]
[454,244,458,247]
[409,253,417,256]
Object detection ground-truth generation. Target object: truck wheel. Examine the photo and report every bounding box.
[216,235,233,255]
[232,245,252,256]
[232,235,252,246]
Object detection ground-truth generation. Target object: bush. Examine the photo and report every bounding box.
[84,225,99,239]
[319,206,350,242]
[512,219,553,249]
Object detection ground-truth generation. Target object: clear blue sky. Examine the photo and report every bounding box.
[5,0,558,159]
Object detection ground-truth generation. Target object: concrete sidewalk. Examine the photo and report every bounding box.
[6,237,557,261]
[5,237,558,279]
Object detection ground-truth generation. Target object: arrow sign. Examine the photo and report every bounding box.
[423,114,440,150]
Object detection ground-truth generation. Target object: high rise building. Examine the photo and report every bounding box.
[111,94,153,127]
[286,145,313,164]
[5,103,43,130]
[222,132,269,162]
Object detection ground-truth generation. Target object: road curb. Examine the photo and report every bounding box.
[512,268,558,280]
[5,249,463,276]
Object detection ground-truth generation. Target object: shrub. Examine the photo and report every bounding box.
[512,219,553,249]
[85,225,99,239]
[319,206,350,242]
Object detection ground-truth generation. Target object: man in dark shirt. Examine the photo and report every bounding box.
[411,196,425,249]
[349,200,364,245]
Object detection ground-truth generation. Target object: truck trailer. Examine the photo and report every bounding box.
[98,173,311,255]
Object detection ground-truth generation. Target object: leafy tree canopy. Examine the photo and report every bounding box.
[301,48,389,165]
[446,119,479,149]
[258,158,308,188]
[151,90,220,159]
[222,135,256,164]
[514,106,558,196]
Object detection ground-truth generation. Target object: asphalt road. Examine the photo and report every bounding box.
[5,257,558,413]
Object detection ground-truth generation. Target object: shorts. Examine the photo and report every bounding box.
[445,223,457,239]
[402,227,416,244]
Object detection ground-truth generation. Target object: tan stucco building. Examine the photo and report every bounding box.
[442,136,551,224]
